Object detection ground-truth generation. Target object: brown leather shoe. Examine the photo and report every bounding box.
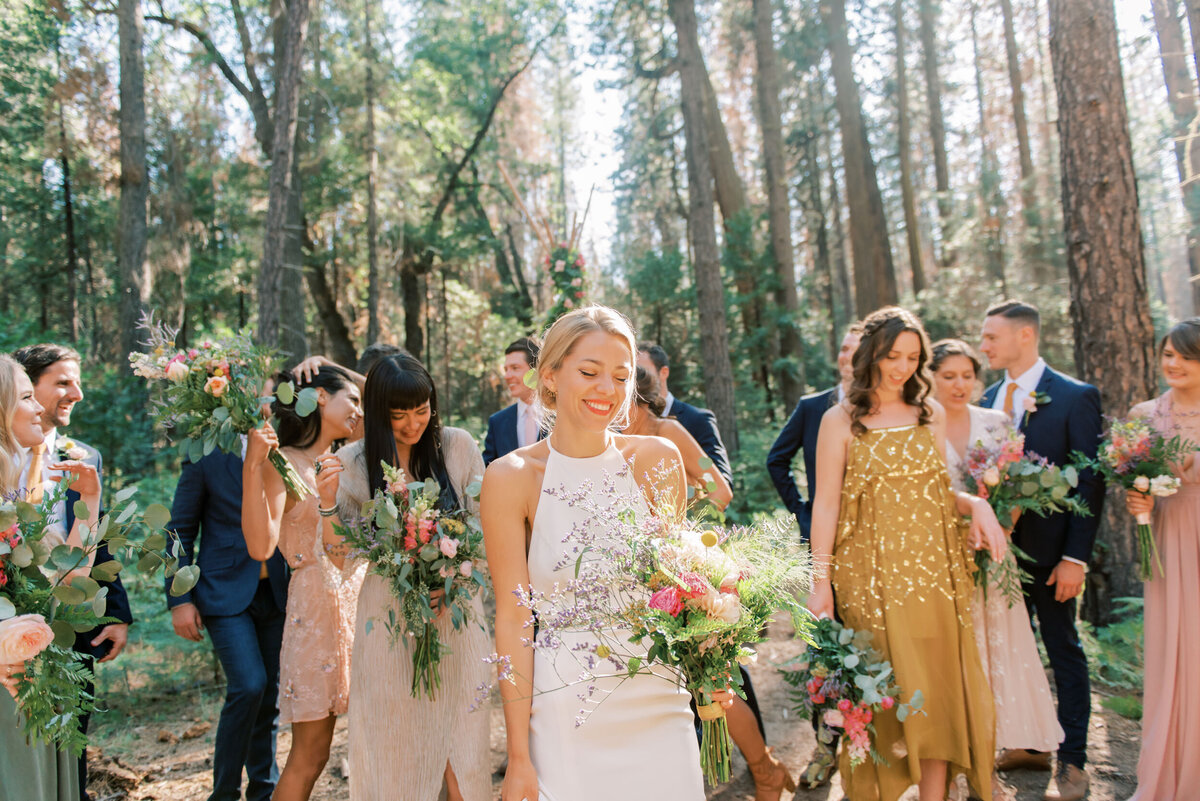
[1043,763,1090,801]
[995,748,1053,771]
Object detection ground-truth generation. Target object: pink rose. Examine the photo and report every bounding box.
[554,260,566,272]
[438,537,459,559]
[838,698,853,712]
[823,709,844,727]
[439,565,453,578]
[648,586,683,617]
[881,695,896,710]
[166,360,189,383]
[205,375,229,397]
[459,561,473,578]
[1022,396,1037,413]
[677,571,710,599]
[0,614,55,664]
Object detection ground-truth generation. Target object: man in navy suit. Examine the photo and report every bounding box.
[483,337,542,465]
[167,449,289,801]
[768,323,863,542]
[636,343,732,485]
[14,344,133,801]
[979,300,1104,801]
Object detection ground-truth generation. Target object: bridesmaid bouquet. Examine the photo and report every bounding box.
[129,317,314,498]
[782,619,923,768]
[1073,416,1191,580]
[960,428,1089,604]
[503,474,810,786]
[337,463,487,699]
[0,484,198,754]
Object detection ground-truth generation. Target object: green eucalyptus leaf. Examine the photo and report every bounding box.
[143,532,168,552]
[137,552,163,573]
[91,586,109,618]
[170,564,201,596]
[0,597,15,620]
[114,486,138,504]
[70,575,101,600]
[909,688,925,709]
[896,705,910,722]
[212,406,230,421]
[16,501,40,523]
[420,544,439,562]
[91,560,123,582]
[73,500,91,525]
[275,381,295,405]
[842,653,860,669]
[53,584,87,605]
[10,543,35,568]
[51,619,77,647]
[465,479,482,498]
[295,387,319,417]
[116,502,139,525]
[698,456,714,470]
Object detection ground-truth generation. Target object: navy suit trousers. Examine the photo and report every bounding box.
[1024,565,1089,766]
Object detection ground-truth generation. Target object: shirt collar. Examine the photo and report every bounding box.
[1007,358,1046,394]
[516,399,533,417]
[661,392,676,418]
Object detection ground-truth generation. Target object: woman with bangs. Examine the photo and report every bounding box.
[335,353,489,801]
[806,307,1007,801]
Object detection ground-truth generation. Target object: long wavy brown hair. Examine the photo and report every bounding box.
[847,307,934,436]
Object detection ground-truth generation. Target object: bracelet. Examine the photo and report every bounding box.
[323,541,348,556]
[318,505,338,518]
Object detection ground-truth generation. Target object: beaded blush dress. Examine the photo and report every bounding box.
[831,424,995,801]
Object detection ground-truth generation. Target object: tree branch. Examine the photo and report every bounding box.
[144,14,255,107]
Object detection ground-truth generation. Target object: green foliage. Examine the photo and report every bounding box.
[1100,693,1142,720]
[1078,597,1144,691]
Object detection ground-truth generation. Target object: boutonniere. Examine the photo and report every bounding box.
[1021,391,1051,426]
[55,439,88,461]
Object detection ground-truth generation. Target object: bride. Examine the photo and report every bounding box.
[481,305,731,801]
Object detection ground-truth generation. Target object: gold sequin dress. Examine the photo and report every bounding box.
[832,425,995,801]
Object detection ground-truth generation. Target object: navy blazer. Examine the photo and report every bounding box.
[165,451,288,617]
[666,397,733,486]
[61,438,133,658]
[981,366,1105,567]
[767,388,837,541]
[482,403,545,466]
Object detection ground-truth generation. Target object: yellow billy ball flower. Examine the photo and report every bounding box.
[700,530,719,548]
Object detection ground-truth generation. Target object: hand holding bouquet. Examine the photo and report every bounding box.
[782,619,923,768]
[0,483,198,753]
[129,317,315,498]
[337,463,486,699]
[1074,416,1193,580]
[960,428,1089,604]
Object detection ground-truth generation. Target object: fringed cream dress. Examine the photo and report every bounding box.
[335,428,491,801]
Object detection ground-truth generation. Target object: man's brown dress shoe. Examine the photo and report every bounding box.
[995,748,1053,771]
[1043,763,1090,801]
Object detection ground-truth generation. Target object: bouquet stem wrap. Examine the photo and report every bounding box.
[694,696,731,785]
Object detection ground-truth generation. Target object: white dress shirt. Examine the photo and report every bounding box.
[660,392,676,419]
[18,428,68,535]
[516,400,541,448]
[991,357,1047,427]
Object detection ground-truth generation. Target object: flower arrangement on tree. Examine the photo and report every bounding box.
[0,483,198,753]
[485,467,811,786]
[1073,416,1193,580]
[337,463,487,699]
[782,619,923,768]
[129,317,314,498]
[543,243,587,323]
[959,427,1089,604]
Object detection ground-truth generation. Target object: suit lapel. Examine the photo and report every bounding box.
[981,381,1001,410]
[1018,369,1057,433]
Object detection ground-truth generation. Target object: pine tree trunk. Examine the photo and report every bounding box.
[894,0,926,294]
[824,0,898,318]
[971,0,1007,291]
[1152,0,1200,314]
[117,0,148,367]
[753,0,803,406]
[919,0,953,265]
[1048,0,1157,620]
[668,0,740,454]
[364,0,381,344]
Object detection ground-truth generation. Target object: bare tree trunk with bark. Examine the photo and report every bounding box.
[919,0,953,265]
[364,0,381,343]
[1049,0,1157,618]
[894,0,926,294]
[118,0,148,366]
[669,0,740,453]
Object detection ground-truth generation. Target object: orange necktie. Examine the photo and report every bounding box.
[26,442,46,505]
[1002,382,1019,419]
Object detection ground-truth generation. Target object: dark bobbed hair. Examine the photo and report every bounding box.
[930,338,983,375]
[504,337,540,368]
[1161,318,1200,361]
[848,307,934,436]
[985,299,1041,334]
[637,342,669,371]
[357,342,408,376]
[12,343,82,384]
[270,365,355,450]
[362,354,458,511]
[634,365,667,418]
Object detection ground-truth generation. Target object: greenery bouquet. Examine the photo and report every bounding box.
[129,318,315,498]
[959,427,1089,604]
[781,619,923,768]
[337,463,487,699]
[1073,416,1193,580]
[0,483,198,753]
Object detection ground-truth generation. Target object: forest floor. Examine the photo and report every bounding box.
[87,614,1140,801]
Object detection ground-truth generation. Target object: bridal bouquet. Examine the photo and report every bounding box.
[130,318,315,498]
[337,463,486,699]
[1073,416,1192,580]
[502,470,810,786]
[960,428,1089,604]
[0,483,198,753]
[782,619,923,768]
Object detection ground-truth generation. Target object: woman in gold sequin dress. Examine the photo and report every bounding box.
[806,308,1008,801]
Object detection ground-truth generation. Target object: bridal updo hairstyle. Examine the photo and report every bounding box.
[269,365,355,450]
[361,353,458,510]
[848,306,935,436]
[535,305,639,431]
[0,355,27,491]
[1161,318,1200,361]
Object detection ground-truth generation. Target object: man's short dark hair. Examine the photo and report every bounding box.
[638,342,669,371]
[985,300,1040,333]
[846,321,867,337]
[504,337,540,368]
[357,343,408,376]
[12,343,82,384]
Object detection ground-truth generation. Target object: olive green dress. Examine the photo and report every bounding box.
[831,424,995,801]
[1,690,79,801]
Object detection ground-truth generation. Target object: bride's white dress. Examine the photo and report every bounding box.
[527,438,705,801]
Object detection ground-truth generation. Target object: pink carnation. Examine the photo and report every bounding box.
[880,695,896,710]
[648,587,683,617]
[838,698,853,712]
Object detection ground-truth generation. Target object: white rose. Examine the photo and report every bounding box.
[1150,475,1181,498]
[982,467,1002,487]
[1133,475,1151,492]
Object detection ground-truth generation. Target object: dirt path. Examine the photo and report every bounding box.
[88,620,1139,801]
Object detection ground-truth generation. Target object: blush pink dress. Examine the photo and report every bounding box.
[1130,393,1200,800]
[276,450,366,725]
